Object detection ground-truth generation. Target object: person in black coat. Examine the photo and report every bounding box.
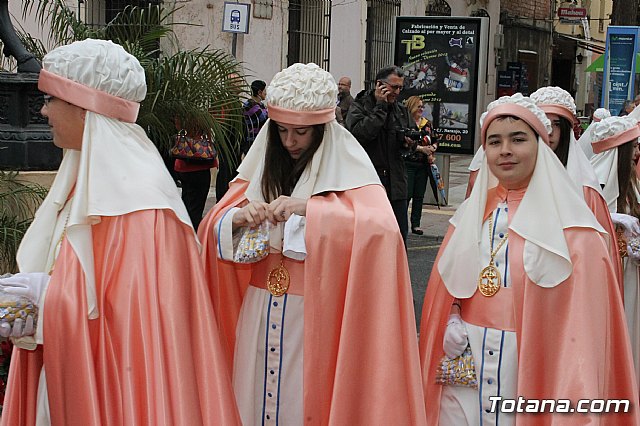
[346,65,412,245]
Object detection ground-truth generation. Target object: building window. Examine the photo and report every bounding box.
[364,0,401,90]
[83,0,161,28]
[426,0,452,17]
[287,0,332,70]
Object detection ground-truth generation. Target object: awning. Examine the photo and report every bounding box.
[586,53,640,73]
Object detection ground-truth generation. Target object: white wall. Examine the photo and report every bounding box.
[171,0,286,87]
[329,0,367,94]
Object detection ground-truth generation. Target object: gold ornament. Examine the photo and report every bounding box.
[477,214,508,297]
[267,261,290,297]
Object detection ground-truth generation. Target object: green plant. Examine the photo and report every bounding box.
[0,171,47,273]
[15,1,246,160]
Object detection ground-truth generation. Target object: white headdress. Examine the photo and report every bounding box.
[530,86,601,196]
[589,116,640,211]
[238,63,379,202]
[438,94,602,298]
[19,39,192,319]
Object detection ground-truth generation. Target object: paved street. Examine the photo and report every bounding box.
[203,154,472,328]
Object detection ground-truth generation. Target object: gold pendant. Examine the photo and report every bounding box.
[477,264,501,297]
[267,262,290,297]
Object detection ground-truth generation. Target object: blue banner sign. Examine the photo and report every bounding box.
[602,26,640,114]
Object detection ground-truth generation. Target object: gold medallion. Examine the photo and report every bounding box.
[477,264,501,297]
[267,262,290,297]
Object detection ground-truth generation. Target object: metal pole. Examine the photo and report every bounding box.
[232,33,237,57]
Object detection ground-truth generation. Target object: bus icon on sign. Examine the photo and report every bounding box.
[230,10,241,23]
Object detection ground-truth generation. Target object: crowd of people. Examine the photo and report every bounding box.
[1,38,640,425]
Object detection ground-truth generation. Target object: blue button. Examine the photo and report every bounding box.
[505,208,508,212]
[489,350,494,355]
[270,370,275,375]
[499,233,504,238]
[270,347,275,352]
[272,324,277,329]
[273,301,278,307]
[488,378,493,384]
[495,262,499,267]
[268,392,272,397]
[266,415,270,420]
[486,409,491,413]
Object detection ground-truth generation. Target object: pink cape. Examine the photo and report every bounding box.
[419,187,639,424]
[198,180,426,425]
[2,210,241,425]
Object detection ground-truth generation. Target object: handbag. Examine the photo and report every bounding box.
[435,345,478,389]
[170,130,217,162]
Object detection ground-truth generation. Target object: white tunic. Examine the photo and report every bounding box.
[216,210,307,426]
[440,203,519,426]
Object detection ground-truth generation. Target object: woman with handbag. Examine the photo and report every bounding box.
[419,94,638,425]
[172,128,218,231]
[403,96,437,235]
[198,63,426,425]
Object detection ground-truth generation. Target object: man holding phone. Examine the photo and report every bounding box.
[346,65,412,245]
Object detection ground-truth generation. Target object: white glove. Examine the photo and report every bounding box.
[0,272,50,306]
[611,213,640,237]
[0,316,34,338]
[443,314,468,359]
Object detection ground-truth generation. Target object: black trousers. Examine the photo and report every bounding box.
[178,169,211,231]
[379,174,409,247]
[390,198,409,248]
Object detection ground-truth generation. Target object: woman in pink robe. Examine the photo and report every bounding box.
[420,94,638,425]
[0,40,240,425]
[199,63,426,425]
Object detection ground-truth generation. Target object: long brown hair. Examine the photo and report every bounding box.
[617,140,640,218]
[553,117,572,167]
[261,120,325,202]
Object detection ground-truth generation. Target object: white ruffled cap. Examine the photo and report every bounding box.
[42,39,146,102]
[593,108,611,121]
[481,93,552,144]
[591,116,638,144]
[530,86,577,116]
[19,39,192,320]
[267,63,337,111]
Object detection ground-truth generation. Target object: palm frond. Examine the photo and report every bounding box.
[12,2,248,166]
[0,172,47,273]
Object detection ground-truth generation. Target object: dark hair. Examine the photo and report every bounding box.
[261,120,325,202]
[619,100,635,116]
[617,140,640,218]
[251,80,266,96]
[375,65,404,82]
[553,117,572,167]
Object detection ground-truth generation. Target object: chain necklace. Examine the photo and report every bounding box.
[477,213,508,297]
[48,204,72,276]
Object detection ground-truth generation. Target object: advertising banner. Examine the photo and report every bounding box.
[394,17,488,154]
[602,26,640,114]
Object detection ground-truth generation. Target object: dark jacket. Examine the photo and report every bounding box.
[346,90,411,200]
[338,92,354,121]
